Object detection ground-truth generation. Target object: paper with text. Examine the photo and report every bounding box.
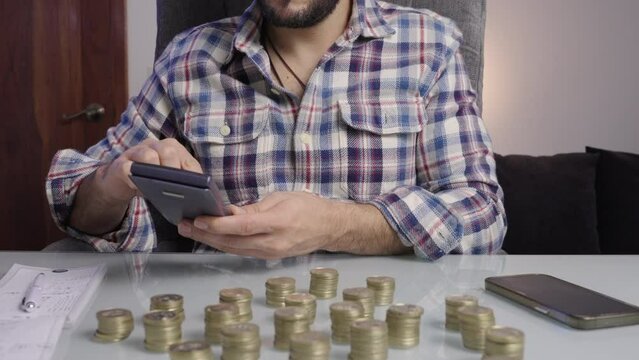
[0,316,65,360]
[0,263,105,326]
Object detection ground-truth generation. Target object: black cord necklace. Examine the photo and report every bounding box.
[264,32,307,91]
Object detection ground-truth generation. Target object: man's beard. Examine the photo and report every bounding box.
[257,0,340,28]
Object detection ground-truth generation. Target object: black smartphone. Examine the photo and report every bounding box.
[129,162,227,225]
[485,274,639,330]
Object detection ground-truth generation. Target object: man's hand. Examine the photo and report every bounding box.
[97,138,203,203]
[177,192,412,259]
[70,138,202,235]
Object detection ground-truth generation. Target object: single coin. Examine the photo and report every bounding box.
[485,326,525,344]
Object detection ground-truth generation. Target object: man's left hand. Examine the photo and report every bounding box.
[177,192,343,259]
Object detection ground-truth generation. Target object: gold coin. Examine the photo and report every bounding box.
[343,287,375,319]
[387,304,424,318]
[386,304,423,349]
[366,276,395,306]
[285,293,317,323]
[94,307,134,341]
[457,306,496,351]
[221,323,261,360]
[485,326,525,344]
[349,319,389,360]
[205,303,238,318]
[143,310,182,352]
[309,268,339,299]
[445,295,478,307]
[97,308,131,318]
[309,268,338,278]
[204,303,239,345]
[151,294,183,304]
[169,340,214,360]
[266,277,297,308]
[275,306,309,321]
[330,301,364,344]
[482,355,523,360]
[290,330,330,349]
[220,288,253,322]
[484,342,525,354]
[144,310,179,324]
[457,305,495,320]
[274,307,311,350]
[289,331,331,360]
[266,277,296,288]
[221,322,260,338]
[285,293,317,305]
[220,288,253,301]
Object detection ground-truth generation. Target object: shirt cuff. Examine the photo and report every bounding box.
[46,149,156,252]
[368,185,464,261]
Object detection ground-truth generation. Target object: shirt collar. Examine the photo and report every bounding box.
[227,0,395,64]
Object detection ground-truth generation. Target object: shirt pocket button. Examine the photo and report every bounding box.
[219,125,231,137]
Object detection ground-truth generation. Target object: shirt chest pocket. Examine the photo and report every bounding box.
[338,98,424,201]
[183,104,272,204]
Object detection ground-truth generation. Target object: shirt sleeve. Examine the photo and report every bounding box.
[368,47,507,261]
[45,51,178,252]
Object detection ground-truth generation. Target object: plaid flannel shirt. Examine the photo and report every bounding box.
[46,0,506,260]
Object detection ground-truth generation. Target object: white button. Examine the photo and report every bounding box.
[300,132,312,145]
[219,125,231,137]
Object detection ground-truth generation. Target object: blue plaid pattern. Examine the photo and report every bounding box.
[46,0,506,260]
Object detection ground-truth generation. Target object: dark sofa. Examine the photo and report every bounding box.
[496,148,639,254]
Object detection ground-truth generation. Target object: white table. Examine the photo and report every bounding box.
[1,252,637,359]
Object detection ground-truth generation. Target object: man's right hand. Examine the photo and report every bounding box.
[69,138,202,235]
[98,138,203,203]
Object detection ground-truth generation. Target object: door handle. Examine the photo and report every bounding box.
[62,103,105,122]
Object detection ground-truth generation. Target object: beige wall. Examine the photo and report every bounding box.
[127,0,639,155]
[484,0,639,155]
[127,0,156,98]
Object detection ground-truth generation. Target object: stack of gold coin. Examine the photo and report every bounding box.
[457,305,496,351]
[445,295,478,331]
[204,303,239,345]
[220,323,261,360]
[169,340,215,360]
[219,288,253,322]
[150,294,185,323]
[309,268,339,299]
[483,326,525,359]
[143,310,182,352]
[273,306,311,350]
[386,304,424,349]
[289,331,331,360]
[285,293,317,323]
[366,276,396,306]
[329,301,364,344]
[343,287,375,319]
[349,319,389,360]
[93,308,134,343]
[265,277,296,308]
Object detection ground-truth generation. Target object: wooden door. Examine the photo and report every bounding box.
[0,0,127,250]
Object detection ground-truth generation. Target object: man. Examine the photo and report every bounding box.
[46,0,506,260]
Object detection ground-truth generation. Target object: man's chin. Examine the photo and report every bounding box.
[258,0,340,29]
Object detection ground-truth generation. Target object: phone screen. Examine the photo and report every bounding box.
[487,274,639,317]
